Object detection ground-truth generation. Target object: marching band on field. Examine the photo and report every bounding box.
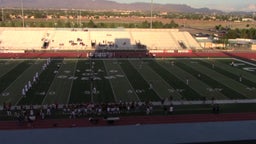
[22,58,51,97]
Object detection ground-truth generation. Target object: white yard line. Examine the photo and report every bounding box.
[130,60,164,100]
[15,59,53,105]
[235,58,256,67]
[41,60,65,105]
[2,60,44,105]
[66,59,78,104]
[131,60,183,100]
[103,60,119,102]
[117,61,140,102]
[0,60,23,78]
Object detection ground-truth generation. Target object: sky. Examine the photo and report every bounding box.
[112,0,256,12]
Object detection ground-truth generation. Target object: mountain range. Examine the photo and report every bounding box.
[0,0,222,13]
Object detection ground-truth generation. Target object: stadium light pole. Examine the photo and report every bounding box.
[79,9,82,28]
[1,8,3,22]
[20,0,25,27]
[150,0,153,29]
[76,9,82,28]
[1,0,3,22]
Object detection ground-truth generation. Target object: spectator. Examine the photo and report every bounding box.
[169,105,174,114]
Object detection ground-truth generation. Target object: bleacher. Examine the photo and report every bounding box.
[170,31,201,50]
[183,32,202,49]
[0,27,202,53]
[90,30,132,49]
[0,30,45,52]
[48,30,91,50]
[131,30,180,50]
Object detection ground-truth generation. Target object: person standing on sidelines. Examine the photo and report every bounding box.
[22,88,26,98]
[35,72,39,81]
[186,78,189,85]
[33,76,37,83]
[28,81,32,89]
[239,74,243,82]
[25,84,28,93]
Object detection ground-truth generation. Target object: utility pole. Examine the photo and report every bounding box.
[150,0,153,29]
[79,9,82,28]
[76,10,82,28]
[1,0,3,22]
[1,8,3,22]
[76,10,78,27]
[20,0,25,27]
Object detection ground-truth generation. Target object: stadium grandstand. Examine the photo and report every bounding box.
[1,26,256,138]
[0,27,201,54]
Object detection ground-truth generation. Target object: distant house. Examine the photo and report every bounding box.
[195,33,213,49]
[9,14,16,19]
[242,18,254,22]
[46,15,53,19]
[252,44,256,50]
[59,16,68,20]
[228,38,256,50]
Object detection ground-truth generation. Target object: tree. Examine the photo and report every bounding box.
[39,22,45,27]
[164,20,178,28]
[87,20,96,28]
[0,22,6,27]
[57,20,65,27]
[141,21,150,28]
[215,25,222,31]
[98,22,106,28]
[65,21,72,28]
[152,21,163,28]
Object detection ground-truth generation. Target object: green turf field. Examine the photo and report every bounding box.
[0,58,255,106]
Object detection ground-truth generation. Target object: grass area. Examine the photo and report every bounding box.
[91,60,115,103]
[200,60,255,98]
[120,60,160,102]
[149,60,204,100]
[18,59,63,105]
[69,60,92,104]
[0,60,31,93]
[0,58,255,106]
[177,60,243,99]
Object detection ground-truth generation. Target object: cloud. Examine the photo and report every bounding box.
[239,4,256,12]
[207,4,236,12]
[247,4,256,11]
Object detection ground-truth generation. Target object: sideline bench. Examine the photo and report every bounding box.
[104,117,120,124]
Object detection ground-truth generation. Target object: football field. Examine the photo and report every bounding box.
[0,57,256,106]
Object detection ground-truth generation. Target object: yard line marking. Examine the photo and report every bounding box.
[15,59,48,105]
[157,60,209,100]
[0,60,23,78]
[0,59,44,105]
[66,59,78,104]
[103,60,118,102]
[130,60,163,99]
[235,58,256,67]
[42,59,65,105]
[198,59,254,98]
[130,60,183,100]
[105,59,139,101]
[117,60,140,102]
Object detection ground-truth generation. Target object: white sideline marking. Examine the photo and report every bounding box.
[235,58,256,67]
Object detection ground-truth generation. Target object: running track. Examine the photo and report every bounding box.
[1,112,256,130]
